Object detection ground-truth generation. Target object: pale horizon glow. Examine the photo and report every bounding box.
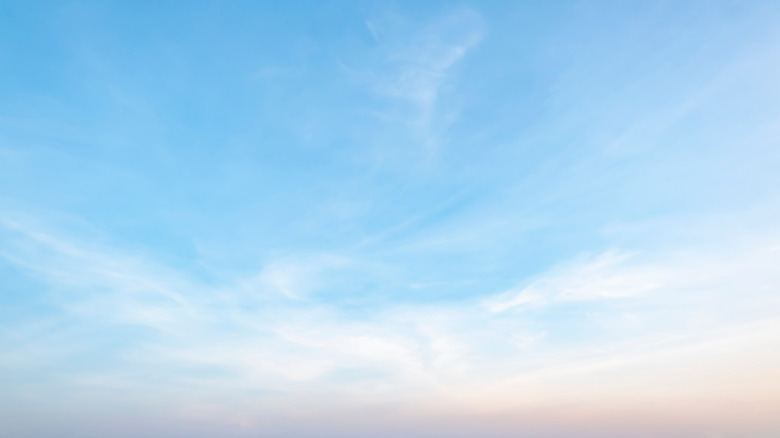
[2,1,780,437]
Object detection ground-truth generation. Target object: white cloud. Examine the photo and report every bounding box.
[485,250,671,313]
[2,210,780,427]
[254,254,351,300]
[350,8,485,153]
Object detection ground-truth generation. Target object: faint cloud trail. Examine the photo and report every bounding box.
[346,7,485,157]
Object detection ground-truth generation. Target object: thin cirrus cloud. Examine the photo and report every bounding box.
[1,2,780,438]
[2,209,780,437]
[345,7,484,155]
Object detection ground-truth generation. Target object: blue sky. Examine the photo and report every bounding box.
[2,1,780,437]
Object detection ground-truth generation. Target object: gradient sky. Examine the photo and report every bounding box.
[2,1,780,437]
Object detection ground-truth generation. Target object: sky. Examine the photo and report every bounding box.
[1,1,780,437]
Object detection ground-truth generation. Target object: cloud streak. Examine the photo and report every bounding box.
[2,211,779,415]
[2,2,780,437]
[352,8,484,154]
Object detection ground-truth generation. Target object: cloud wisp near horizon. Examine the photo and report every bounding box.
[2,2,780,437]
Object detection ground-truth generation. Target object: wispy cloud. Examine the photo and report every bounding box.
[485,251,671,312]
[253,254,352,300]
[2,2,780,436]
[2,211,779,406]
[350,8,485,154]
